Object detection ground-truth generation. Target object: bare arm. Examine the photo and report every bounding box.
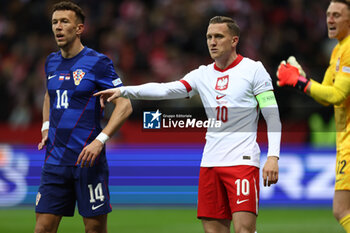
[76,97,132,167]
[38,91,50,150]
[100,97,133,136]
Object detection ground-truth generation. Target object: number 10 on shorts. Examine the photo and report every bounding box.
[88,183,105,203]
[235,179,250,196]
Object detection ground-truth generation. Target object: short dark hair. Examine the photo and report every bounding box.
[52,1,85,24]
[209,16,240,37]
[330,0,350,9]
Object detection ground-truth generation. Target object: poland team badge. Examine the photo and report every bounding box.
[73,69,85,85]
[215,75,229,90]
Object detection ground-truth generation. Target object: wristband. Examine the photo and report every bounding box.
[41,121,50,132]
[295,76,310,93]
[96,132,110,144]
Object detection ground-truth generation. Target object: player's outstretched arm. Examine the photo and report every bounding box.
[38,91,50,150]
[94,88,121,108]
[76,97,132,167]
[94,81,189,105]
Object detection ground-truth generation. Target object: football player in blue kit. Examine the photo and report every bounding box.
[34,2,132,233]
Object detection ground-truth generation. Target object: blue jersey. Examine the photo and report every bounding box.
[44,47,123,165]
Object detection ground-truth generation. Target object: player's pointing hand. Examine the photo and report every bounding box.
[94,88,121,108]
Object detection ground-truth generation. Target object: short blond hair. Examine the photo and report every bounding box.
[209,16,240,37]
[330,0,350,9]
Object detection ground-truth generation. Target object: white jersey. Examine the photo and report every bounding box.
[180,55,274,167]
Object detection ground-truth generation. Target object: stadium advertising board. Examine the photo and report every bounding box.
[0,144,335,207]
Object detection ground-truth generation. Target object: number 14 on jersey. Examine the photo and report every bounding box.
[56,90,69,109]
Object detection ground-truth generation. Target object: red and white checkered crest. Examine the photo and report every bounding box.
[73,69,85,85]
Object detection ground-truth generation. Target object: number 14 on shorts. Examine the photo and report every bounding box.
[88,183,105,203]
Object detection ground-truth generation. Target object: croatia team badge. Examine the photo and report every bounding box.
[73,69,85,85]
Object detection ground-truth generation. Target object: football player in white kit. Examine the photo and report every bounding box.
[95,16,281,233]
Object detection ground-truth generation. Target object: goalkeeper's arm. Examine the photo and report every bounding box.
[277,56,350,105]
[308,74,350,105]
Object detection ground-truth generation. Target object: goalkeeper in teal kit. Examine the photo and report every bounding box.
[34,2,132,233]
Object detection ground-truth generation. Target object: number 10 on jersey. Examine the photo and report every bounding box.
[216,106,228,122]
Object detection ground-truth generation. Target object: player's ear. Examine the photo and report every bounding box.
[76,23,84,36]
[231,36,239,47]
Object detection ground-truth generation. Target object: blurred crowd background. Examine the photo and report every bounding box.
[0,0,336,140]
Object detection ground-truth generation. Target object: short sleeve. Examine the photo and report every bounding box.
[180,68,200,98]
[44,52,56,80]
[95,56,123,91]
[252,62,274,95]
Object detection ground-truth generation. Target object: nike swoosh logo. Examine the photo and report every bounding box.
[48,74,56,80]
[92,203,104,210]
[236,199,249,204]
[216,95,226,100]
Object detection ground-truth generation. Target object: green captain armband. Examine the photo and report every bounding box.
[256,91,277,108]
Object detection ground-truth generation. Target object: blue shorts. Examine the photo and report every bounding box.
[35,162,112,217]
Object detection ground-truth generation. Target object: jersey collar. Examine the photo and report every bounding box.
[60,46,87,60]
[214,54,243,72]
[340,34,350,46]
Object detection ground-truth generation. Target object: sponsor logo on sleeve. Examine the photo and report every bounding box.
[112,78,122,86]
[342,66,350,74]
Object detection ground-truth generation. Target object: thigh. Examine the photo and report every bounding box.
[232,211,256,233]
[221,165,260,215]
[75,161,112,217]
[35,163,76,216]
[197,167,232,220]
[333,190,350,220]
[83,214,108,233]
[201,217,231,233]
[35,213,62,233]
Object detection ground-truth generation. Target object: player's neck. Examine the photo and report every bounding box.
[60,40,84,59]
[215,52,237,70]
[338,32,350,43]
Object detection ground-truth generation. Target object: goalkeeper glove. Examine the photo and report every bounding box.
[276,59,310,93]
[287,56,306,77]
